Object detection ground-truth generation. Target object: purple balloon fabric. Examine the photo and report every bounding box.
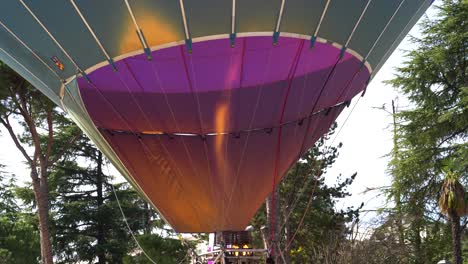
[77,36,370,232]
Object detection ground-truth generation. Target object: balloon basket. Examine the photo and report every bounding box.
[194,231,269,264]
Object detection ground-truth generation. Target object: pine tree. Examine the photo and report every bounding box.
[387,1,467,263]
[252,124,361,263]
[0,63,81,264]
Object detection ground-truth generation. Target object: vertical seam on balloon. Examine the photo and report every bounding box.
[76,77,187,229]
[231,0,236,34]
[179,0,193,52]
[147,58,205,231]
[365,0,406,61]
[296,0,372,160]
[273,0,286,44]
[295,50,342,165]
[372,0,430,76]
[123,0,140,32]
[344,0,372,48]
[122,0,151,59]
[275,0,286,33]
[313,0,331,37]
[220,45,236,228]
[17,0,85,75]
[0,48,53,96]
[179,0,190,40]
[335,66,365,104]
[69,0,115,68]
[117,61,205,230]
[180,46,218,229]
[0,19,63,82]
[225,38,273,221]
[230,0,237,46]
[226,38,247,210]
[148,61,201,187]
[269,39,305,254]
[337,0,407,104]
[65,78,173,229]
[292,46,315,138]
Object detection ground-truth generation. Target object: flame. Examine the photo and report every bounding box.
[213,56,239,176]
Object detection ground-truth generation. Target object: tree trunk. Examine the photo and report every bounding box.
[266,188,281,261]
[450,211,462,264]
[96,151,106,264]
[32,171,54,264]
[283,217,291,264]
[144,202,152,234]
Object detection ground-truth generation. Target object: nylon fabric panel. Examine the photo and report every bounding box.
[0,1,77,78]
[337,66,370,103]
[346,0,402,59]
[62,81,158,222]
[23,0,107,70]
[72,0,138,57]
[281,0,328,35]
[100,131,183,228]
[302,106,345,151]
[0,28,61,105]
[366,0,427,69]
[128,0,185,46]
[237,0,281,33]
[314,52,365,110]
[184,0,231,38]
[318,0,369,45]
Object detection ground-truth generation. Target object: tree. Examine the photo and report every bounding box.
[438,172,467,264]
[123,234,188,264]
[47,138,163,263]
[0,64,81,263]
[387,0,467,263]
[0,165,41,263]
[251,123,361,263]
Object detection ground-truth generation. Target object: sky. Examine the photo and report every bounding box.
[0,4,435,228]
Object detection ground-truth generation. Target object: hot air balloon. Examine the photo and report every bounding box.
[0,0,432,233]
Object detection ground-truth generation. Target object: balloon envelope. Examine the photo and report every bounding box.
[0,0,432,232]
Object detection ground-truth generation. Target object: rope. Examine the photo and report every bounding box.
[279,160,319,233]
[282,162,321,252]
[280,90,365,253]
[107,162,157,264]
[330,96,362,147]
[270,40,305,257]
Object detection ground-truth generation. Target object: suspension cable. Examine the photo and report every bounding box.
[281,93,365,254]
[106,163,158,264]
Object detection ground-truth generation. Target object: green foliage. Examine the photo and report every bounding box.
[0,166,41,263]
[123,234,188,264]
[250,124,361,263]
[385,0,467,263]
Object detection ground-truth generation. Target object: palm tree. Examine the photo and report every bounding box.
[438,172,467,264]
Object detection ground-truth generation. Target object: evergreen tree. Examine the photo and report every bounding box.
[387,0,467,263]
[0,63,81,263]
[251,124,361,263]
[0,165,41,263]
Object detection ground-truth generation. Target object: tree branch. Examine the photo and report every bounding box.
[47,132,82,167]
[0,115,33,165]
[44,109,53,164]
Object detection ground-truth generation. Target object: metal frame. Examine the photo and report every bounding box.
[197,248,269,264]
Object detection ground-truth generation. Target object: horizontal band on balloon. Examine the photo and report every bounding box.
[98,100,349,137]
[78,36,370,134]
[68,32,372,84]
[76,35,369,232]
